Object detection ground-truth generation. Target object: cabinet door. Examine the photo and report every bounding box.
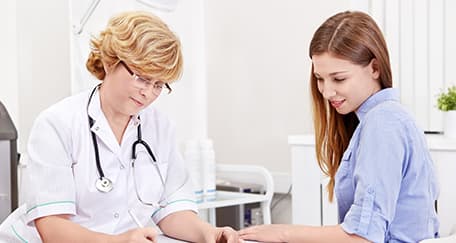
[291,145,321,225]
[430,150,456,236]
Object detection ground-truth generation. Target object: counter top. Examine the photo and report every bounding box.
[288,134,456,151]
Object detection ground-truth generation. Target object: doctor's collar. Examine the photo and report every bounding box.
[131,114,141,126]
[87,85,143,127]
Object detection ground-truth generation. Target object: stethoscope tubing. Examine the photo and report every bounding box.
[87,85,162,193]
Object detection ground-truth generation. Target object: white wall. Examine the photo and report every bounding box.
[17,0,72,154]
[0,0,18,131]
[352,0,456,132]
[205,0,350,173]
[0,0,71,154]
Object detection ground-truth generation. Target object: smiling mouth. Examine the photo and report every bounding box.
[330,100,345,108]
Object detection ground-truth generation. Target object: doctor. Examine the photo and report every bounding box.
[12,11,239,243]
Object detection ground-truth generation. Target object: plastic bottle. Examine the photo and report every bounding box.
[184,140,204,203]
[200,139,216,201]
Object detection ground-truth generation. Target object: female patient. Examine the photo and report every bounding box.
[240,11,439,243]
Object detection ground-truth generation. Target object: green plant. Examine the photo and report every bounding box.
[437,86,456,111]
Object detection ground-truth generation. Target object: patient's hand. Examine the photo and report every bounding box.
[239,224,290,242]
[209,226,242,243]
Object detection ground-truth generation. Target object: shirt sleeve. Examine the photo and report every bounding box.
[22,110,77,224]
[341,111,409,242]
[151,124,197,224]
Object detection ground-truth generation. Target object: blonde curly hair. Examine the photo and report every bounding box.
[86,11,183,83]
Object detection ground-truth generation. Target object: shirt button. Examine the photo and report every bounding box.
[114,212,119,218]
[120,165,125,169]
[367,188,374,194]
[95,126,100,131]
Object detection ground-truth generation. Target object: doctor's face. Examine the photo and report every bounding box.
[102,61,164,115]
[312,52,381,115]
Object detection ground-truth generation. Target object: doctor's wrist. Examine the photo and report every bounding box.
[101,234,121,243]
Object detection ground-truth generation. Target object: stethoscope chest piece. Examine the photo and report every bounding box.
[96,177,113,193]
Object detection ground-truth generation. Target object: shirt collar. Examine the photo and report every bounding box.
[87,86,143,127]
[355,88,399,121]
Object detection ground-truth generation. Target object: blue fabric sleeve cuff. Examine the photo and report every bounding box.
[341,202,388,243]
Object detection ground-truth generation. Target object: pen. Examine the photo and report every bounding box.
[128,209,144,228]
[128,209,155,242]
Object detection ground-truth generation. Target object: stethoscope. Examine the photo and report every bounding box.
[87,85,165,194]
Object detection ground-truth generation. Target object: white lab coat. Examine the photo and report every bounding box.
[0,87,197,242]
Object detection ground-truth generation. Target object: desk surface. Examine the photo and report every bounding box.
[158,235,258,243]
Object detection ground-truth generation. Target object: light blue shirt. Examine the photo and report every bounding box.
[335,88,439,242]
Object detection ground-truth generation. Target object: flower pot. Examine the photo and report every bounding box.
[443,110,456,139]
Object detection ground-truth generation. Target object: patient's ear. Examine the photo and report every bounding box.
[369,58,380,80]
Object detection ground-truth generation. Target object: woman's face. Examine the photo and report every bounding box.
[101,62,161,116]
[312,52,381,115]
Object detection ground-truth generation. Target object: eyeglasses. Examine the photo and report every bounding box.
[119,61,172,96]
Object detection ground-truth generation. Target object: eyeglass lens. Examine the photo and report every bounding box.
[119,61,171,95]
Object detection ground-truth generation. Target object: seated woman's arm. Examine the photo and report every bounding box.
[239,224,370,243]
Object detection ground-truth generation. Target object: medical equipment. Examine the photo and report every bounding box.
[73,0,180,35]
[184,139,217,203]
[201,139,216,201]
[0,101,19,222]
[86,86,187,208]
[73,0,101,35]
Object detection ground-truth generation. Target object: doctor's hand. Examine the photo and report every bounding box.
[115,227,158,243]
[207,226,243,243]
[239,224,291,242]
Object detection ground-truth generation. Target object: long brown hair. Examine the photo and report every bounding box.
[309,11,392,201]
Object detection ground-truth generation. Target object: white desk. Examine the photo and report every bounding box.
[159,234,258,243]
[158,235,184,242]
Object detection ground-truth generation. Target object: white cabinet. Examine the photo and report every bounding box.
[426,135,456,236]
[288,135,337,227]
[289,134,456,236]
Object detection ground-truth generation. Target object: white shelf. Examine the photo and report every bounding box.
[425,134,456,151]
[197,191,268,210]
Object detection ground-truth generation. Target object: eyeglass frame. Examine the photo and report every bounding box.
[119,60,172,95]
